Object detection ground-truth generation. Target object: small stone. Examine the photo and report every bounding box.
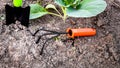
[97,20,104,27]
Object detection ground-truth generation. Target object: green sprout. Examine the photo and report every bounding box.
[29,0,107,23]
[13,0,23,7]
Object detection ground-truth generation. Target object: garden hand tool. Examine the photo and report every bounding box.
[31,27,96,55]
[5,0,30,27]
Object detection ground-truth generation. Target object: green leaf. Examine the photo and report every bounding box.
[63,0,75,6]
[66,0,107,17]
[72,0,81,8]
[30,4,49,19]
[55,0,66,7]
[45,4,62,16]
[73,0,81,4]
[13,0,22,7]
[45,4,57,10]
[55,0,81,7]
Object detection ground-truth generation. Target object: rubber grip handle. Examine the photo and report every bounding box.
[66,28,96,38]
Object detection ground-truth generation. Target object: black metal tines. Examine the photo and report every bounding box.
[28,27,68,55]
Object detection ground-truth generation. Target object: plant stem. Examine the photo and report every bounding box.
[48,12,64,18]
[61,7,67,23]
[54,9,62,16]
[48,6,68,23]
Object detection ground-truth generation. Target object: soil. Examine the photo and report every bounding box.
[0,0,120,68]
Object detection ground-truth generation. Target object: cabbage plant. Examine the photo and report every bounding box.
[30,0,107,21]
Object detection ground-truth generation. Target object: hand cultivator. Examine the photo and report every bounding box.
[30,27,96,55]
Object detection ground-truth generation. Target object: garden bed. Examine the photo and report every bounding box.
[0,0,120,68]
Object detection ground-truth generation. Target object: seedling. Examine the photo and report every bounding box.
[30,27,96,55]
[30,0,107,22]
[5,0,30,27]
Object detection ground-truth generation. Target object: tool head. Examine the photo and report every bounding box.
[5,4,30,27]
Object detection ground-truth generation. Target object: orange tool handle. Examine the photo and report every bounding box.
[66,28,96,38]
